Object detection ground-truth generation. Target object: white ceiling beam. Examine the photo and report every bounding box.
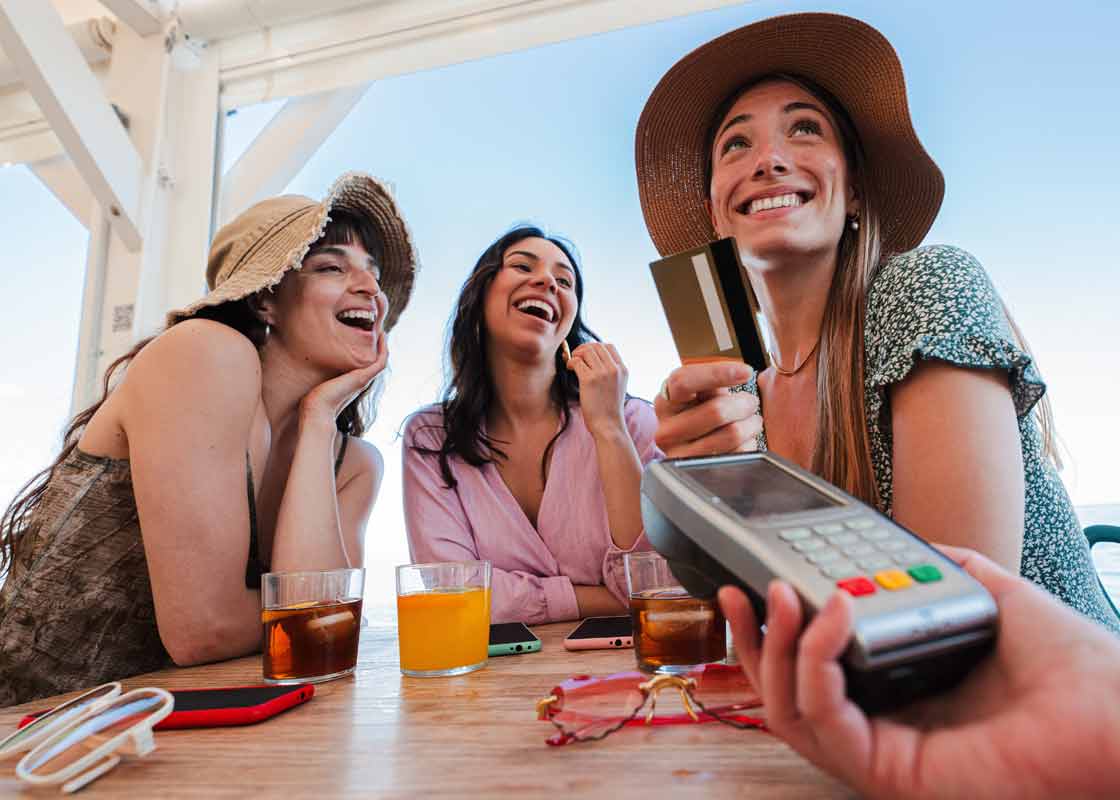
[0,0,142,248]
[29,154,94,229]
[219,85,367,225]
[212,0,751,109]
[96,0,165,37]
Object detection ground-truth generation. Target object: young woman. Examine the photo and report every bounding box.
[402,227,660,624]
[634,13,1117,630]
[0,172,419,706]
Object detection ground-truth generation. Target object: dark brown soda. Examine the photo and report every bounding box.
[630,589,726,672]
[262,598,363,681]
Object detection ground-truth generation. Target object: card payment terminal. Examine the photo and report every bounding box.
[641,452,997,713]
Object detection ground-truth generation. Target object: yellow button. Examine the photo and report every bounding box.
[875,569,913,590]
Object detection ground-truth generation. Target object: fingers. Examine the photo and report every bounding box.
[719,586,763,690]
[654,391,761,457]
[758,581,805,735]
[654,362,753,415]
[932,544,1023,604]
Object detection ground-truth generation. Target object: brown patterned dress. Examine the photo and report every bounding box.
[0,438,348,708]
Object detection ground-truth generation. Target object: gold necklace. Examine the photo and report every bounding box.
[771,338,820,377]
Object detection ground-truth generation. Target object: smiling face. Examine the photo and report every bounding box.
[260,238,387,375]
[482,236,578,360]
[707,79,858,268]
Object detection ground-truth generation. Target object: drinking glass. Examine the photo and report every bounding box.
[261,568,365,684]
[624,551,726,674]
[396,560,491,677]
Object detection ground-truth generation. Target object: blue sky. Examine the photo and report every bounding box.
[2,0,1118,599]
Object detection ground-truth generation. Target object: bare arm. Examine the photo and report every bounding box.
[122,322,269,666]
[889,360,1025,570]
[574,585,626,617]
[568,343,644,549]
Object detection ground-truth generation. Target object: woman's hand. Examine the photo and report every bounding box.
[567,342,628,436]
[654,362,762,457]
[719,546,1120,800]
[300,294,390,428]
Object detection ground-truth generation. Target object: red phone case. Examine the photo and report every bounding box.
[18,684,314,731]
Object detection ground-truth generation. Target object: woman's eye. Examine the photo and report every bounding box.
[791,119,822,137]
[317,263,343,273]
[511,263,531,273]
[721,135,749,157]
[558,278,573,289]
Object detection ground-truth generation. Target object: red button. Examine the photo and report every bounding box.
[837,577,876,596]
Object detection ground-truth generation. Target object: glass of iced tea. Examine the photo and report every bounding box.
[261,568,365,685]
[625,551,726,674]
[395,560,491,677]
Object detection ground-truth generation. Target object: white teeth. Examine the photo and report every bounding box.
[747,193,803,215]
[514,298,555,322]
[337,309,375,322]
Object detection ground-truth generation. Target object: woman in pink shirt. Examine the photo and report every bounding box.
[403,226,661,624]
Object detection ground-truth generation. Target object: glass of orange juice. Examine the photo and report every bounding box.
[395,560,491,677]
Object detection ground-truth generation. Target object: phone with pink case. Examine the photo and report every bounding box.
[562,615,634,651]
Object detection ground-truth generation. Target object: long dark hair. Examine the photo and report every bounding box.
[413,226,600,488]
[0,211,383,577]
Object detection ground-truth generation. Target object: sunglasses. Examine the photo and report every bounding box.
[536,662,766,745]
[0,682,173,793]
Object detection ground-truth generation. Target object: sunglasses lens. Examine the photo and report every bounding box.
[550,684,647,739]
[21,690,169,778]
[0,683,119,760]
[690,665,763,716]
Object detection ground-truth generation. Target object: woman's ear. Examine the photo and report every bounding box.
[246,292,275,327]
[846,183,861,219]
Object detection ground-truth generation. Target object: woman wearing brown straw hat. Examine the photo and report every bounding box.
[0,172,417,707]
[637,13,1117,632]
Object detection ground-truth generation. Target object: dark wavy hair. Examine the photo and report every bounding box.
[0,211,382,577]
[413,226,601,488]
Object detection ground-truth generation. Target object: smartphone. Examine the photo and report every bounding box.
[488,622,542,656]
[562,615,634,651]
[18,684,314,731]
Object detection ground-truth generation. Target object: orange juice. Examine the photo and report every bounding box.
[396,587,490,674]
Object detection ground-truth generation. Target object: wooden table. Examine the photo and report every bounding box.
[0,609,850,798]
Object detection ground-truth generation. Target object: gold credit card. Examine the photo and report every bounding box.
[649,238,769,373]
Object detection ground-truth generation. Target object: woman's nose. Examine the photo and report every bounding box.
[530,271,558,292]
[752,138,790,179]
[353,269,382,296]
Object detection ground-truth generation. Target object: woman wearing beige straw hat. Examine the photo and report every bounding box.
[636,13,1117,633]
[0,172,417,707]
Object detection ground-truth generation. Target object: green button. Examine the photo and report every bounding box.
[908,564,942,583]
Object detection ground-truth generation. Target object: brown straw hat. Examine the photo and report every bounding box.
[167,171,418,331]
[635,12,944,257]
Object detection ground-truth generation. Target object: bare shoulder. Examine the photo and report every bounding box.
[341,437,384,483]
[121,320,261,421]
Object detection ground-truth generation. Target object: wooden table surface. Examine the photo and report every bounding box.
[0,608,850,798]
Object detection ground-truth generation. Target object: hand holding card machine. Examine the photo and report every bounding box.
[649,238,769,372]
[640,452,997,713]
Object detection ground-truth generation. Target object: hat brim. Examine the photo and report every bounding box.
[166,172,418,332]
[635,12,944,257]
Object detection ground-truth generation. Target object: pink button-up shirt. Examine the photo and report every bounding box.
[402,399,662,624]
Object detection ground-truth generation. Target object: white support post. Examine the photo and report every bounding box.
[218,85,368,225]
[69,21,175,411]
[70,204,111,418]
[96,0,165,37]
[0,0,143,249]
[29,155,94,230]
[133,45,222,338]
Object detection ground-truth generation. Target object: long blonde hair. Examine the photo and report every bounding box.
[709,74,1059,507]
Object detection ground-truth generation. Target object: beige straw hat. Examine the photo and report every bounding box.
[635,12,944,257]
[167,171,418,331]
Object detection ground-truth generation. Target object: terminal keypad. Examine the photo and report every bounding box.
[777,518,942,597]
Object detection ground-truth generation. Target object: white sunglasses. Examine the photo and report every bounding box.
[0,682,173,793]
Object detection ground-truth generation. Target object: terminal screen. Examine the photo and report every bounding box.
[681,458,839,518]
